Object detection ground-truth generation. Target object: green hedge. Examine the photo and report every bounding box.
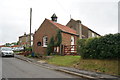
[77,33,120,59]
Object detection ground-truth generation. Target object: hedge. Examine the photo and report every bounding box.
[77,33,120,59]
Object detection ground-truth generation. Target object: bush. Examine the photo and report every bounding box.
[77,33,120,59]
[77,39,87,58]
[34,53,43,58]
[54,30,62,46]
[25,47,32,51]
[47,36,54,56]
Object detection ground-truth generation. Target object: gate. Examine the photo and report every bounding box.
[63,45,77,55]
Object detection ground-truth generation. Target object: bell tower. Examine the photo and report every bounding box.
[51,13,57,22]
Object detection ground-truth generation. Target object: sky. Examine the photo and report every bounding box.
[0,0,119,45]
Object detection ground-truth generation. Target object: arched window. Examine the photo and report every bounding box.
[43,36,48,47]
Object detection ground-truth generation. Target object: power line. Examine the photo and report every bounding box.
[55,0,71,20]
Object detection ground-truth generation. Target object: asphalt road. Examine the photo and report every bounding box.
[2,57,88,80]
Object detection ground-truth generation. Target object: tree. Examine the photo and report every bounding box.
[55,30,62,46]
[47,36,54,56]
[5,43,11,47]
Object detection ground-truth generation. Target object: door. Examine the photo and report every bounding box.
[71,36,74,52]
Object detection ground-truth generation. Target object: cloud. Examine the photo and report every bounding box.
[0,0,118,45]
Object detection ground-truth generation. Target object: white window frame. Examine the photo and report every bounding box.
[43,36,48,47]
[71,36,75,45]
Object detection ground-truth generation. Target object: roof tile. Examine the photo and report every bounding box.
[47,19,78,35]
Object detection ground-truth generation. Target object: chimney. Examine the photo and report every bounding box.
[24,32,26,35]
[77,20,81,23]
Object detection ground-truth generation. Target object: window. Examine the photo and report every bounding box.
[71,36,74,45]
[37,42,41,46]
[26,37,29,42]
[43,36,48,47]
[31,36,33,41]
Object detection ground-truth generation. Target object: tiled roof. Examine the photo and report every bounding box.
[68,19,101,36]
[47,19,78,35]
[81,24,101,36]
[81,24,88,29]
[19,33,33,38]
[11,45,20,47]
[0,45,6,47]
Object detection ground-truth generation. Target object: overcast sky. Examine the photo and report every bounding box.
[0,0,119,45]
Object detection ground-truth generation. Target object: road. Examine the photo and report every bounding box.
[2,57,88,79]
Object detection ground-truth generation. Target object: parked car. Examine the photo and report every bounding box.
[12,47,24,51]
[0,47,14,57]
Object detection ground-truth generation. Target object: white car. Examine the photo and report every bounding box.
[0,47,14,57]
[12,47,24,51]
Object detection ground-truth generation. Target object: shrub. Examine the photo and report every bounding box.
[77,33,120,59]
[77,39,87,58]
[54,30,62,46]
[25,47,32,51]
[47,36,54,56]
[34,53,43,58]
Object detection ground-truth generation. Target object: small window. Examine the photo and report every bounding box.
[43,36,48,47]
[37,42,41,46]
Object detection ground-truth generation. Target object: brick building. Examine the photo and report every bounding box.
[18,33,33,47]
[33,14,79,55]
[66,19,101,39]
[33,14,101,55]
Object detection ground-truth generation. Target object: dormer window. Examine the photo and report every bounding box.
[43,36,48,47]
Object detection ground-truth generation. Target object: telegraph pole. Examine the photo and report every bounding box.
[30,8,32,47]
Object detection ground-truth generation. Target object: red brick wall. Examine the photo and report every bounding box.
[33,19,58,55]
[33,19,78,55]
[62,32,78,45]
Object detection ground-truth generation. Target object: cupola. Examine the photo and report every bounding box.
[51,13,58,22]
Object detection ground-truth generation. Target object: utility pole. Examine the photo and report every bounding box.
[30,8,32,47]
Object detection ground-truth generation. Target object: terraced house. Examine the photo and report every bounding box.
[33,14,100,55]
[18,33,33,47]
[66,19,101,39]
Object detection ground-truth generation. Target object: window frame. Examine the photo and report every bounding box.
[43,36,48,47]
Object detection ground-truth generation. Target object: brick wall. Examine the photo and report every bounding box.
[33,19,78,55]
[33,19,59,54]
[81,25,88,38]
[66,19,79,34]
[62,32,78,45]
[66,19,100,39]
[19,35,30,47]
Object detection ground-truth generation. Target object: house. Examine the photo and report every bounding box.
[18,33,33,48]
[66,19,101,39]
[0,45,6,48]
[33,14,79,55]
[33,14,101,55]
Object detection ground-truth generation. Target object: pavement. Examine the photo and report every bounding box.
[2,57,81,79]
[14,55,120,80]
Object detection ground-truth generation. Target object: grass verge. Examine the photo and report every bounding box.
[46,55,119,76]
[47,55,80,67]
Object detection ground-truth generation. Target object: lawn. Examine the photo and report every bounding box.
[46,55,119,76]
[47,55,80,67]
